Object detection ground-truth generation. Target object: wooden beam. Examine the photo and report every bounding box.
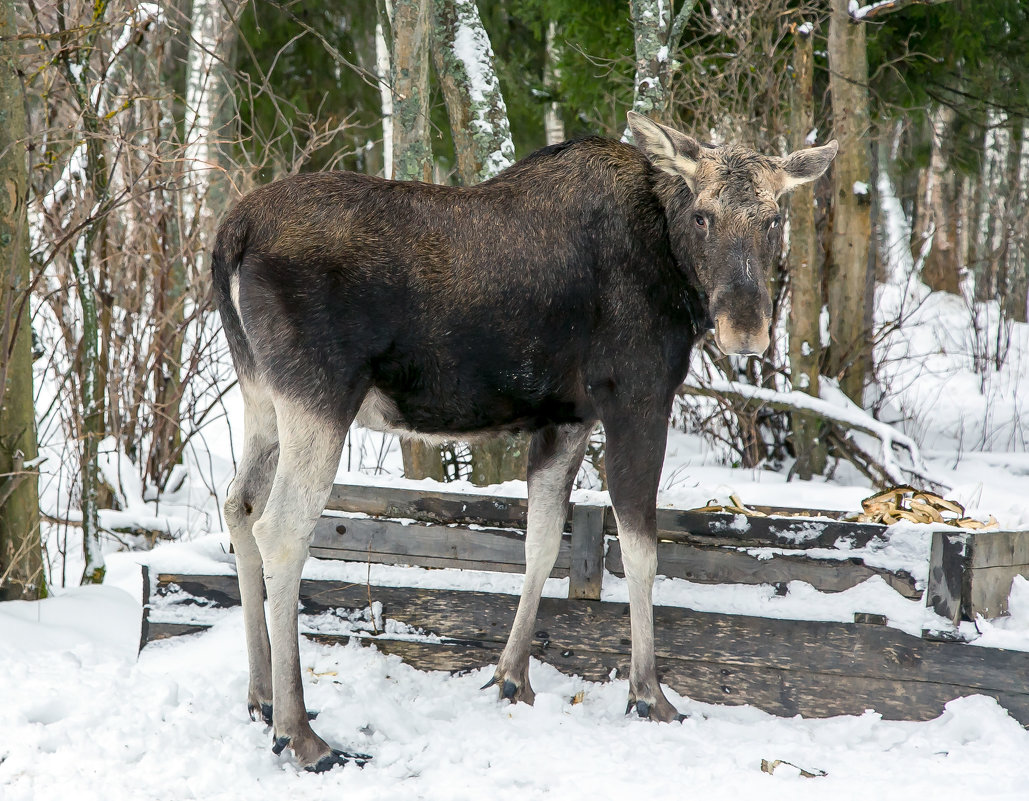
[607,540,920,598]
[925,530,971,627]
[309,515,572,576]
[568,504,606,600]
[155,575,1029,694]
[151,574,1029,723]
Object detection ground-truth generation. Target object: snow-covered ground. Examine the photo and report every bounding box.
[3,573,1029,800]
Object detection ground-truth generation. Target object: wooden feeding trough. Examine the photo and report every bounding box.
[145,482,1029,725]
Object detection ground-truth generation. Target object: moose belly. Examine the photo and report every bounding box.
[354,383,587,440]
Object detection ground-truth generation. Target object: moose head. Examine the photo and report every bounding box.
[628,111,838,356]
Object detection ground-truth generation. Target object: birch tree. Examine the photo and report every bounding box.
[432,0,515,185]
[628,0,696,121]
[0,0,43,600]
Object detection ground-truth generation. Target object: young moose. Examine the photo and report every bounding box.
[213,112,837,771]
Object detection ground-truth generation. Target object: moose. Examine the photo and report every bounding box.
[213,112,837,771]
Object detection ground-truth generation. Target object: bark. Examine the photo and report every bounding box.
[184,0,243,238]
[148,0,196,491]
[57,4,113,585]
[431,0,515,185]
[916,104,961,294]
[390,0,433,183]
[0,0,43,600]
[786,22,825,479]
[543,21,565,146]
[376,21,394,179]
[624,0,696,138]
[1006,123,1029,323]
[826,0,874,404]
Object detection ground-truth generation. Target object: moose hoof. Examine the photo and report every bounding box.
[249,701,274,726]
[272,726,366,772]
[481,673,535,705]
[308,748,373,773]
[625,694,684,723]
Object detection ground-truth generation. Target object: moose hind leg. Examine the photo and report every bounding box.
[488,423,591,705]
[223,379,279,724]
[251,396,349,771]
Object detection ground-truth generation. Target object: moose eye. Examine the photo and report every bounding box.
[694,213,707,228]
[769,215,782,230]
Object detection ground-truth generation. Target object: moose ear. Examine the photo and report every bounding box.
[627,111,703,190]
[777,140,839,195]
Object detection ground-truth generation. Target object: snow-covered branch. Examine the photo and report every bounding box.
[849,0,952,21]
[680,377,948,490]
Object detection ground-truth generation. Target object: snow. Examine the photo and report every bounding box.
[3,579,1029,799]
[853,180,869,196]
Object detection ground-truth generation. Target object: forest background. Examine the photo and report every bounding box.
[2,0,1028,598]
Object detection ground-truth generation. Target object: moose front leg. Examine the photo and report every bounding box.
[604,411,683,723]
[487,423,591,704]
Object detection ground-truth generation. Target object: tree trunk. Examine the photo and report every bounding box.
[543,21,565,146]
[376,20,394,179]
[917,104,961,294]
[432,0,515,185]
[390,0,433,183]
[0,0,43,600]
[787,21,825,479]
[628,0,671,120]
[826,0,874,404]
[1006,122,1029,323]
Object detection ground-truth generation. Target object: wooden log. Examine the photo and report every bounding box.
[314,636,1029,723]
[151,574,1029,723]
[155,575,1029,695]
[147,621,213,640]
[326,483,540,528]
[965,530,1029,619]
[647,509,887,549]
[325,482,887,548]
[568,504,606,600]
[925,530,972,627]
[606,540,920,598]
[309,515,571,576]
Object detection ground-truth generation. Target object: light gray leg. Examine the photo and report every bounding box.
[251,396,346,770]
[605,414,682,723]
[223,379,279,723]
[488,423,591,704]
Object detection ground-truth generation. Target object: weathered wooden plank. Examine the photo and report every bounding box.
[967,565,1027,620]
[568,504,606,600]
[325,483,887,548]
[310,515,570,576]
[326,483,539,528]
[155,575,1029,696]
[606,540,920,598]
[926,530,972,627]
[147,621,213,640]
[646,509,887,549]
[969,530,1029,569]
[317,636,1029,723]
